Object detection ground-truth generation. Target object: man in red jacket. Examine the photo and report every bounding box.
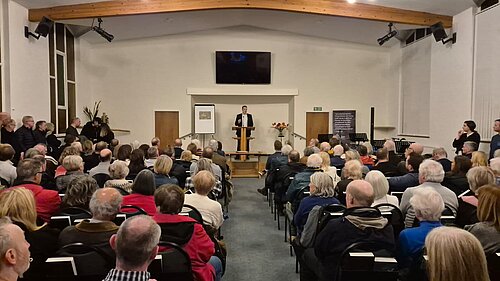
[10,158,60,222]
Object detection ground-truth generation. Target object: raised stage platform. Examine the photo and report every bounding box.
[226,152,269,178]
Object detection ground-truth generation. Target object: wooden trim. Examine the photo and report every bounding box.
[29,0,453,28]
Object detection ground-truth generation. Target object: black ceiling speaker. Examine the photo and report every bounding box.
[430,22,457,44]
[25,16,53,39]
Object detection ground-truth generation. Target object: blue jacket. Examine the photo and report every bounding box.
[294,196,340,235]
[388,172,419,192]
[286,168,319,202]
[397,221,442,268]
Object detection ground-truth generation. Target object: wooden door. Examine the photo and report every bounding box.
[154,111,179,150]
[306,112,329,143]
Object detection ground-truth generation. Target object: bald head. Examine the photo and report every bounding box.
[320,142,331,152]
[100,148,112,162]
[89,188,122,220]
[346,180,375,208]
[408,143,424,155]
[174,138,182,147]
[383,140,396,152]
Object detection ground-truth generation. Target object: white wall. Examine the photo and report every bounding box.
[79,27,393,153]
[4,0,50,125]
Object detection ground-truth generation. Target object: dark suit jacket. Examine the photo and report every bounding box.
[234,113,254,137]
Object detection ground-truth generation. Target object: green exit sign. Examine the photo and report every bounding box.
[313,107,323,111]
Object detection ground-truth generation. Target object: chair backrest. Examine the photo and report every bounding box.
[93,173,112,188]
[120,205,147,218]
[181,204,204,224]
[56,242,115,280]
[49,216,73,230]
[316,204,347,235]
[412,205,456,227]
[390,192,404,202]
[110,185,130,196]
[51,208,92,229]
[373,203,404,239]
[44,257,77,281]
[0,177,10,188]
[486,252,500,281]
[149,241,193,281]
[291,185,311,213]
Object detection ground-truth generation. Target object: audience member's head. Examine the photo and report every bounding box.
[117,144,133,161]
[108,160,130,180]
[289,150,300,163]
[329,137,340,148]
[345,150,361,162]
[63,175,98,209]
[365,170,390,201]
[0,144,15,162]
[154,155,173,176]
[477,184,500,231]
[24,148,42,159]
[62,155,84,172]
[187,143,197,155]
[406,152,424,172]
[383,140,396,152]
[418,159,445,184]
[21,116,34,129]
[306,154,322,169]
[451,155,472,176]
[490,157,500,178]
[333,145,344,156]
[3,118,16,132]
[99,149,112,163]
[343,160,363,180]
[151,137,160,147]
[375,147,389,162]
[346,180,374,208]
[192,170,215,196]
[273,140,283,151]
[46,122,55,134]
[303,147,315,158]
[462,141,477,155]
[58,146,79,164]
[361,142,373,156]
[70,142,83,153]
[463,120,477,132]
[319,142,331,152]
[128,149,145,170]
[431,147,448,160]
[146,146,159,160]
[81,140,94,154]
[89,188,122,221]
[208,139,218,152]
[0,187,42,233]
[201,147,214,159]
[16,159,43,184]
[190,139,201,151]
[281,145,293,156]
[357,145,368,157]
[64,134,77,146]
[70,117,81,127]
[110,215,160,271]
[0,216,31,279]
[131,169,155,196]
[174,138,182,147]
[407,143,424,156]
[425,227,488,281]
[138,144,149,156]
[466,166,495,194]
[154,184,184,214]
[110,138,119,148]
[308,138,319,148]
[180,150,192,162]
[471,151,488,167]
[33,144,48,156]
[196,158,214,175]
[410,187,444,222]
[309,172,335,197]
[95,141,108,153]
[319,152,331,169]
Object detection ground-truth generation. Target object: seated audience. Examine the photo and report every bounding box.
[33,143,58,179]
[104,160,133,194]
[286,154,322,208]
[145,146,159,168]
[462,141,477,159]
[104,215,160,281]
[83,141,107,172]
[186,158,223,198]
[209,139,228,174]
[294,172,339,236]
[217,141,225,157]
[0,188,59,279]
[116,144,133,163]
[397,187,443,270]
[432,147,452,172]
[301,146,315,165]
[0,144,17,186]
[319,152,340,183]
[388,153,424,192]
[154,184,222,281]
[329,145,345,171]
[442,155,472,196]
[59,188,122,258]
[425,227,489,281]
[383,139,402,167]
[400,159,459,227]
[171,150,192,188]
[187,143,199,161]
[60,175,98,210]
[0,216,32,281]
[184,170,224,231]
[151,137,160,148]
[336,159,363,199]
[97,123,114,144]
[301,180,395,281]
[55,155,85,192]
[55,146,80,178]
[154,155,179,187]
[173,138,184,159]
[122,169,157,216]
[456,166,496,228]
[265,140,285,172]
[89,148,112,177]
[372,147,399,176]
[258,143,291,196]
[365,170,399,207]
[45,122,61,156]
[358,144,374,167]
[471,151,488,167]
[127,148,146,180]
[11,158,60,222]
[272,150,306,214]
[465,184,500,254]
[65,117,80,139]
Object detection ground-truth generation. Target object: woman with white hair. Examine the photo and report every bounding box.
[318,152,340,184]
[397,187,443,270]
[104,160,132,193]
[365,170,399,207]
[293,172,340,236]
[335,160,363,203]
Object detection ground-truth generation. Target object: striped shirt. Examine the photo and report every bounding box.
[102,269,151,281]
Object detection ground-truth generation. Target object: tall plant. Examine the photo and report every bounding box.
[83,101,101,122]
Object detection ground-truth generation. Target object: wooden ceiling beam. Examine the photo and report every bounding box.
[29,0,453,28]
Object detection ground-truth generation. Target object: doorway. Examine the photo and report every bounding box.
[306,112,329,143]
[154,111,179,150]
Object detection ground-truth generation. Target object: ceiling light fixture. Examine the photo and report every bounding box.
[92,18,114,42]
[25,16,53,40]
[377,23,398,46]
[347,0,356,3]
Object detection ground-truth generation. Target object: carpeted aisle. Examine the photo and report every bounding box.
[222,178,299,281]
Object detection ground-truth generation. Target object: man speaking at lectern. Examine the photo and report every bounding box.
[235,105,254,152]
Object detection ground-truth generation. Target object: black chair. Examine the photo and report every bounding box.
[120,205,147,218]
[49,215,73,230]
[0,177,10,188]
[110,185,130,196]
[373,203,404,240]
[93,173,111,188]
[150,241,193,281]
[55,243,115,281]
[390,192,404,203]
[51,207,92,229]
[486,252,500,281]
[43,257,78,281]
[181,204,204,224]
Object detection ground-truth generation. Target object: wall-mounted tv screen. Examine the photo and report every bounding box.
[216,51,271,84]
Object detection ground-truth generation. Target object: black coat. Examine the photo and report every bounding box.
[452,132,481,154]
[234,113,254,137]
[14,126,36,152]
[33,129,47,145]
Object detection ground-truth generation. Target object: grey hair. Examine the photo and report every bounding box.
[463,141,477,151]
[115,215,161,269]
[432,147,447,158]
[208,139,218,151]
[108,160,129,179]
[0,216,13,258]
[310,172,335,197]
[333,145,344,156]
[419,159,445,183]
[306,154,322,168]
[303,147,315,157]
[24,148,42,159]
[466,166,495,193]
[63,175,98,208]
[383,140,396,151]
[281,145,293,156]
[196,158,214,174]
[365,170,389,200]
[89,188,123,220]
[410,187,444,221]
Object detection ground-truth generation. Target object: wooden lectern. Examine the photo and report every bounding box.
[232,126,255,160]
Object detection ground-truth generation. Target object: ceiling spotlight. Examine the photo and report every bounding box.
[430,22,457,45]
[92,18,114,42]
[25,16,54,40]
[377,23,398,46]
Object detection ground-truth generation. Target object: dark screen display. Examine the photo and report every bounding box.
[216,51,271,84]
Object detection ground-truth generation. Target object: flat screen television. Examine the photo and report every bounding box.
[216,51,271,84]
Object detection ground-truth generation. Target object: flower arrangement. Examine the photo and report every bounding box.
[272,122,289,137]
